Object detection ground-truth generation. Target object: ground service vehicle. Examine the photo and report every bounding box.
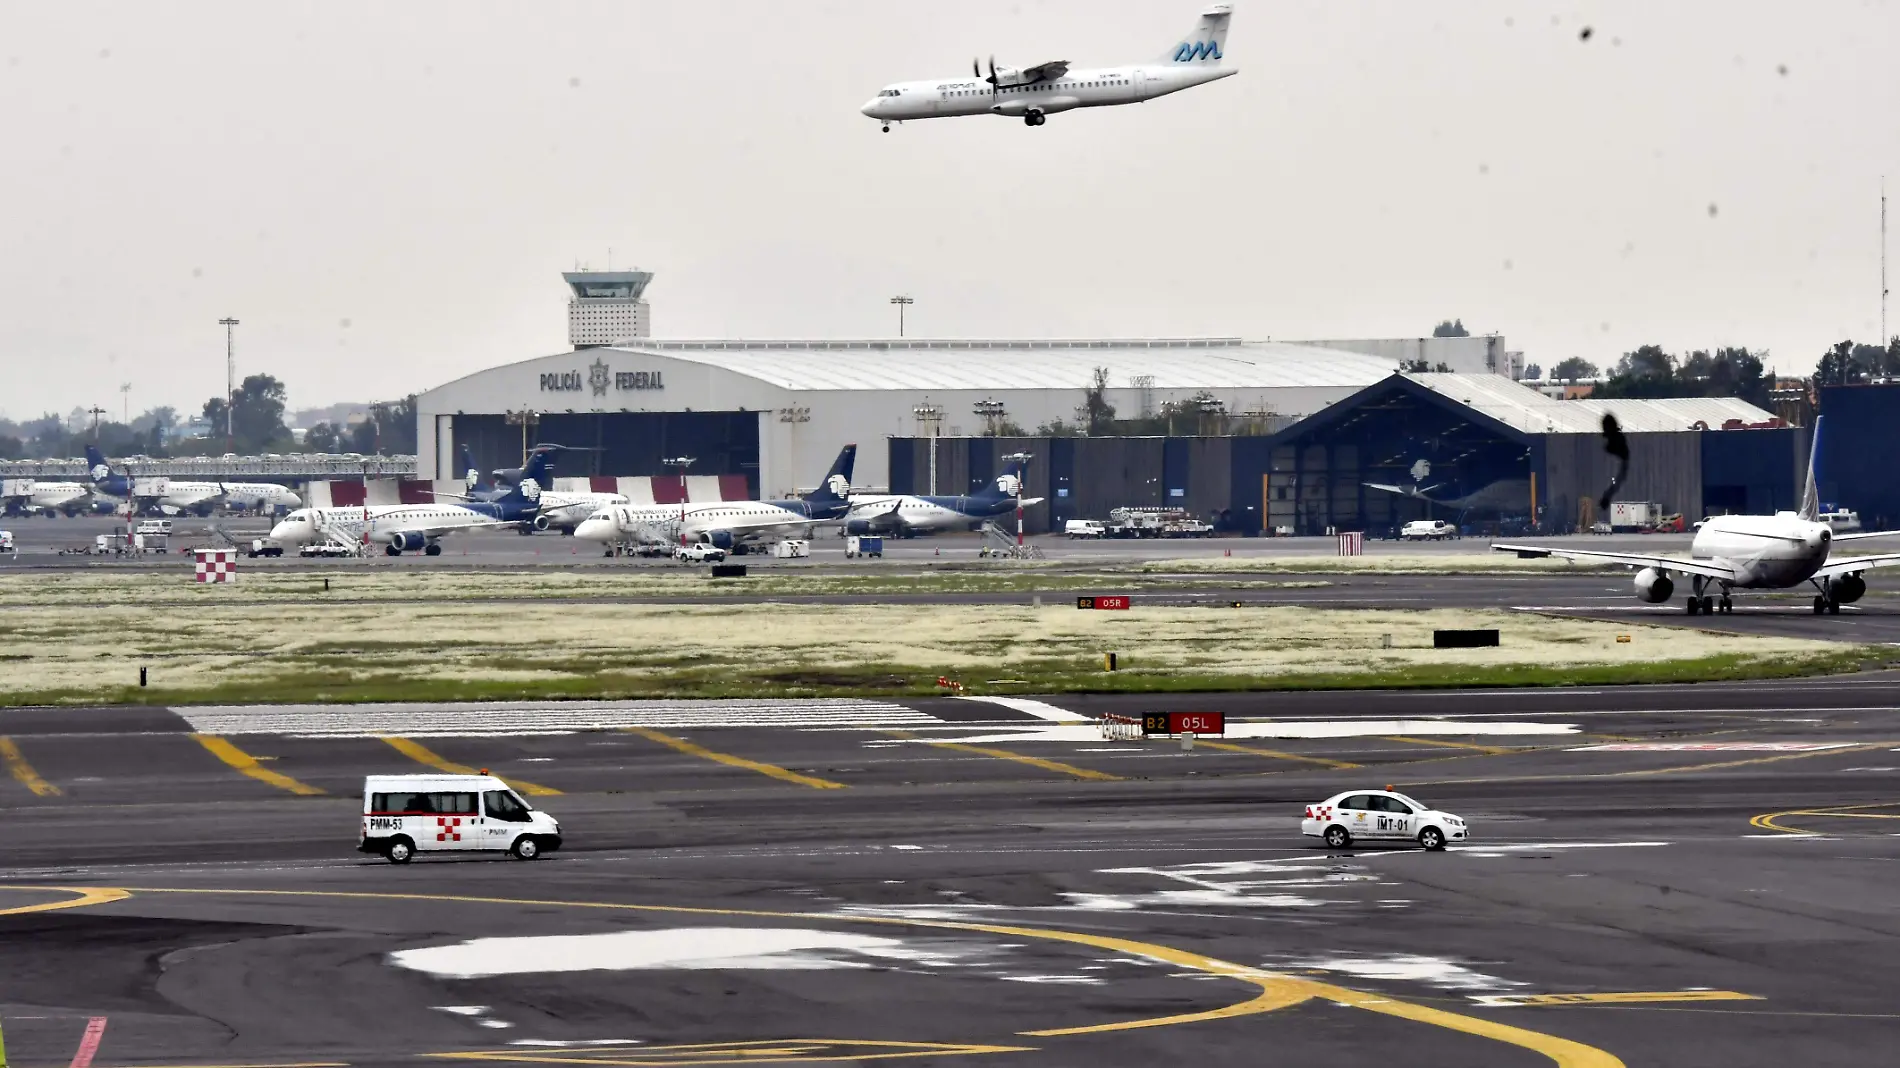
[773,539,810,558]
[845,535,884,558]
[1064,519,1105,538]
[675,542,728,563]
[249,539,284,558]
[360,774,561,863]
[1302,789,1467,850]
[0,530,12,555]
[1400,519,1456,540]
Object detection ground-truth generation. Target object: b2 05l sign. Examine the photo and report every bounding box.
[1142,711,1225,736]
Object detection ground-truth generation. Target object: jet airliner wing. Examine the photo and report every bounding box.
[1491,543,1740,581]
[1814,553,1900,579]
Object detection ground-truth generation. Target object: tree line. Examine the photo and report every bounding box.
[0,375,416,460]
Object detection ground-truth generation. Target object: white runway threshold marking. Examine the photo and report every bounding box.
[176,699,940,737]
[952,696,1089,722]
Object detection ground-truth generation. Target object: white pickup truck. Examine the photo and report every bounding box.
[675,543,728,563]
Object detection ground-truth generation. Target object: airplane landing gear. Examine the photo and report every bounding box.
[1024,110,1045,126]
[1719,595,1733,614]
[1687,595,1716,615]
[881,124,891,133]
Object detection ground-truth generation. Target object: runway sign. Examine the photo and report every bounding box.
[1076,595,1131,610]
[1142,711,1225,736]
[1576,742,1855,752]
[1434,629,1498,648]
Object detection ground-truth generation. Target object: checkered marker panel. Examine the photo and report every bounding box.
[436,816,463,842]
[193,549,238,584]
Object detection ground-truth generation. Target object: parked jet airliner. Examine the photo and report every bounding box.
[860,5,1234,130]
[269,451,550,556]
[844,460,1042,537]
[574,446,857,551]
[1495,418,1900,616]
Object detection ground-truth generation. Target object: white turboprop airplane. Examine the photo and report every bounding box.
[1495,418,1900,616]
[860,4,1235,130]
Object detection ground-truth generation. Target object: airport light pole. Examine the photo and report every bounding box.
[1003,451,1031,548]
[912,402,942,495]
[972,398,1005,437]
[890,295,914,338]
[218,318,239,453]
[663,456,695,547]
[504,410,540,467]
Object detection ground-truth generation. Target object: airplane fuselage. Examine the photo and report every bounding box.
[863,62,1234,125]
[1688,513,1832,589]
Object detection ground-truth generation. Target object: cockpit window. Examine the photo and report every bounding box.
[880,88,901,97]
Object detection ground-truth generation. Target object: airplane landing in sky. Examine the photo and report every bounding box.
[861,5,1234,130]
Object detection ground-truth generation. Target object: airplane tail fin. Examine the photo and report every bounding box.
[1798,416,1822,522]
[84,444,112,483]
[460,444,482,491]
[976,459,1028,501]
[805,445,858,506]
[1162,4,1232,65]
[502,448,555,510]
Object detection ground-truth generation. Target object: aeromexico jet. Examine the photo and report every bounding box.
[844,460,1043,537]
[449,444,627,534]
[573,446,857,552]
[85,445,301,516]
[860,4,1234,130]
[269,450,552,556]
[1495,417,1900,616]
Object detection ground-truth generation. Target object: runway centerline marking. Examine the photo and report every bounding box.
[68,886,1626,1068]
[885,730,1123,782]
[621,727,846,790]
[1749,800,1900,835]
[382,737,561,796]
[1195,741,1362,769]
[426,1039,1031,1066]
[189,735,325,796]
[0,735,61,796]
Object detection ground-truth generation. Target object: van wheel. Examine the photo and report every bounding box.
[386,837,414,864]
[511,836,541,860]
[1323,825,1352,849]
[1419,827,1446,851]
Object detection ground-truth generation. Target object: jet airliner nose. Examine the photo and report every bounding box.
[574,516,617,542]
[269,517,301,544]
[860,99,882,117]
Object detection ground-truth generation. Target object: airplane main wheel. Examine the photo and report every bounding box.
[424,543,442,557]
[881,124,891,133]
[1719,597,1732,614]
[1828,600,1841,615]
[385,545,401,556]
[1686,597,1700,616]
[1813,596,1827,615]
[1701,596,1715,615]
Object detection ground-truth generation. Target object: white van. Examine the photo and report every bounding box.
[360,774,561,864]
[1400,519,1457,541]
[1064,520,1105,539]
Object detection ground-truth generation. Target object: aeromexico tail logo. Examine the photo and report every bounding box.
[1174,40,1221,62]
[518,479,541,501]
[825,473,851,497]
[996,473,1022,496]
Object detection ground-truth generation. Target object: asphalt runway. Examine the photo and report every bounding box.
[4,680,1900,1067]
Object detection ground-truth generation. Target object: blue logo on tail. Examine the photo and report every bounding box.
[1174,40,1221,62]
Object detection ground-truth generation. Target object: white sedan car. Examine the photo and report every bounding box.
[1302,789,1467,851]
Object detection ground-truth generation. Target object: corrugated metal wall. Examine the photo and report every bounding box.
[1541,432,1701,530]
[1700,427,1806,518]
[1820,385,1900,527]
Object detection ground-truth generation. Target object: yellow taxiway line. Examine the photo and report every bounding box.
[381,737,561,796]
[190,734,325,796]
[623,726,847,790]
[1749,800,1900,835]
[0,735,61,796]
[887,731,1123,782]
[1196,740,1362,769]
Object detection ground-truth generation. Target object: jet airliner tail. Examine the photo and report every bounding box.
[460,444,484,491]
[1798,416,1823,523]
[804,445,859,507]
[1163,4,1232,65]
[973,459,1030,502]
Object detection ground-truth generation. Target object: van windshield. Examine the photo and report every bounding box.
[483,789,533,822]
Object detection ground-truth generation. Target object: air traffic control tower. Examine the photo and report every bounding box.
[564,269,653,348]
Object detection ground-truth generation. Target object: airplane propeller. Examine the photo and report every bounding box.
[1597,413,1630,511]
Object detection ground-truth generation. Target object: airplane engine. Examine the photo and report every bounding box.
[1633,567,1674,603]
[707,530,736,551]
[532,514,554,532]
[1832,573,1867,604]
[844,519,873,536]
[390,531,427,553]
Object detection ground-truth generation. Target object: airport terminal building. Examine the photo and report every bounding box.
[415,337,1436,496]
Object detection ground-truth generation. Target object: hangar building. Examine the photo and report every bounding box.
[415,337,1413,497]
[890,373,1800,537]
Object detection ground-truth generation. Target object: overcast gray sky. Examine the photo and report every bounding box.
[3,1,1897,423]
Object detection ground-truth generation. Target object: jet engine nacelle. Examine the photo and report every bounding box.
[532,514,554,531]
[390,531,427,552]
[704,530,735,551]
[844,519,873,536]
[1833,573,1867,604]
[1633,567,1674,603]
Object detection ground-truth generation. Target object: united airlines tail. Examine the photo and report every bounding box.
[803,445,858,508]
[1162,4,1232,65]
[1798,416,1823,522]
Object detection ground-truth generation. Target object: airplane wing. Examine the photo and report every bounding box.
[1814,554,1900,579]
[1833,529,1900,542]
[1020,60,1070,82]
[405,520,519,538]
[1491,543,1740,581]
[1363,482,1441,499]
